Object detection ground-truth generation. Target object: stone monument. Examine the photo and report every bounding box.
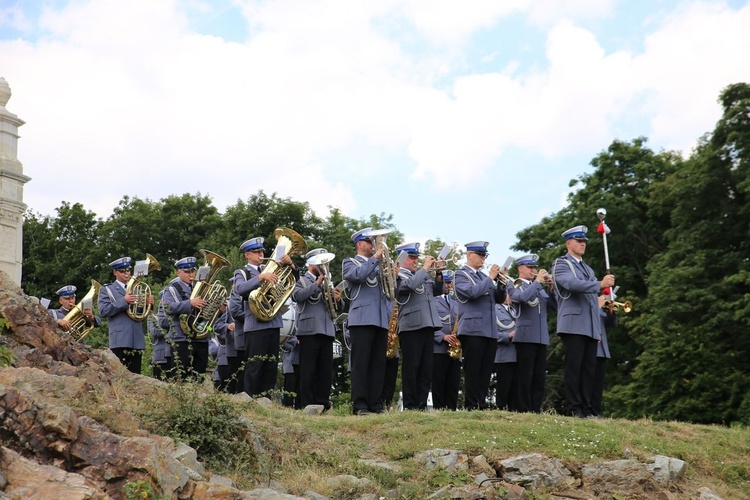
[0,77,31,285]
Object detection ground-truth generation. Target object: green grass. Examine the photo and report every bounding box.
[84,375,750,499]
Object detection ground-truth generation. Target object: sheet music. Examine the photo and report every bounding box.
[134,260,149,277]
[196,265,210,281]
[437,244,451,261]
[502,256,515,272]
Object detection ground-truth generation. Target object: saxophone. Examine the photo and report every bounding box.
[126,253,161,321]
[180,249,230,340]
[447,312,462,360]
[386,303,399,359]
[63,280,101,342]
[248,227,308,321]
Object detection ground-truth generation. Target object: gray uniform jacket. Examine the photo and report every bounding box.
[395,268,442,333]
[234,264,284,331]
[454,265,502,339]
[281,335,299,374]
[292,272,336,337]
[98,282,146,349]
[494,304,517,363]
[433,294,457,354]
[552,255,603,341]
[507,280,556,345]
[342,255,390,329]
[148,316,171,364]
[162,278,208,343]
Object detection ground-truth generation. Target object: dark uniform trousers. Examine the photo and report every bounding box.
[560,334,598,417]
[400,327,434,410]
[110,348,143,375]
[350,325,387,413]
[514,342,547,412]
[244,328,280,397]
[432,354,460,410]
[298,334,334,408]
[461,336,497,410]
[174,341,209,382]
[382,356,399,409]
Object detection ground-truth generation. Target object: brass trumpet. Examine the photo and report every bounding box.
[604,300,632,313]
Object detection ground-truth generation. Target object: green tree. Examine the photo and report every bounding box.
[22,202,105,300]
[612,83,750,424]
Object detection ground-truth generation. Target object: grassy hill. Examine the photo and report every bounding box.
[96,374,750,499]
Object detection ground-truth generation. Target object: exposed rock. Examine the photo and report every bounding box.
[500,453,577,490]
[582,459,656,496]
[302,404,325,415]
[0,446,108,499]
[414,448,469,471]
[173,441,207,479]
[698,486,723,499]
[242,487,305,498]
[470,454,496,478]
[646,455,687,485]
[358,458,401,473]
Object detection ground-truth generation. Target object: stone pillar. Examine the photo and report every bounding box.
[0,77,31,285]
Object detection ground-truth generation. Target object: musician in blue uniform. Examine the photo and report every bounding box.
[432,271,461,411]
[292,248,342,410]
[233,237,299,397]
[162,256,210,382]
[148,289,174,380]
[342,227,391,415]
[99,257,152,374]
[395,242,442,411]
[507,254,557,413]
[494,294,517,411]
[454,241,506,410]
[552,225,615,418]
[48,285,101,337]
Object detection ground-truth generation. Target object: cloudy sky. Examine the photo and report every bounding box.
[2,0,749,262]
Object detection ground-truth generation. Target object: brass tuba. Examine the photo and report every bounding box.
[307,251,340,321]
[368,229,397,300]
[64,279,102,342]
[126,253,161,321]
[248,227,308,322]
[180,249,230,339]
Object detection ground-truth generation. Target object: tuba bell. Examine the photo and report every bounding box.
[126,253,161,321]
[180,249,231,339]
[64,279,102,342]
[248,227,308,322]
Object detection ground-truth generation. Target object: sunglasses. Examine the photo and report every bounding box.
[472,252,488,258]
[181,268,196,273]
[117,268,131,273]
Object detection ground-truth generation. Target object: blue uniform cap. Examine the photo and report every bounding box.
[464,240,489,253]
[351,227,373,244]
[516,254,539,266]
[109,257,132,270]
[56,285,77,297]
[562,225,588,241]
[395,242,420,256]
[240,237,264,252]
[442,270,454,282]
[174,256,197,270]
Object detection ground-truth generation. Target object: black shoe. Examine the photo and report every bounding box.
[355,409,370,416]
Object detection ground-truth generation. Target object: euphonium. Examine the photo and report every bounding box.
[307,251,340,320]
[447,312,462,360]
[248,227,308,322]
[126,253,161,321]
[180,249,230,339]
[368,229,397,300]
[64,279,101,342]
[386,303,399,359]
